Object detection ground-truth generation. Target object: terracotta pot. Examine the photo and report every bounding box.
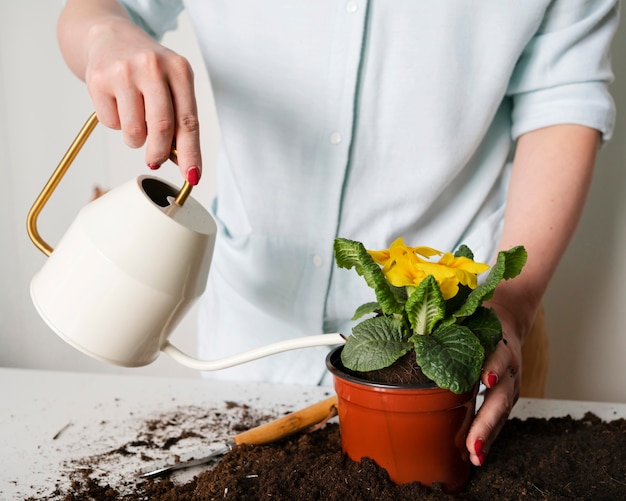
[326,346,477,493]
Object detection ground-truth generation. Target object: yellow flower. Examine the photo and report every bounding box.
[367,238,489,300]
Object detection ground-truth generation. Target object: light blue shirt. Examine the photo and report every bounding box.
[120,0,618,385]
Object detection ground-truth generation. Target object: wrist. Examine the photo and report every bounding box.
[485,295,539,346]
[86,16,139,51]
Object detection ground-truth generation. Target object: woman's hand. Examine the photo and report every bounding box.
[58,0,202,184]
[466,305,524,466]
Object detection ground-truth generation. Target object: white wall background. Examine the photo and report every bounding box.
[1,2,624,402]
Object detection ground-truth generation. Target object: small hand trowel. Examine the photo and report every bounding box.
[140,395,338,479]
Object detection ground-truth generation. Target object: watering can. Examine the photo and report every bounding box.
[27,113,345,370]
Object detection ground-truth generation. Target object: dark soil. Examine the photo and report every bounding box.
[349,350,435,386]
[47,409,625,500]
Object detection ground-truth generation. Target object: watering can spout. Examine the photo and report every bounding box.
[162,333,347,372]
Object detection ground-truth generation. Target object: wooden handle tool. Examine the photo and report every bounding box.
[233,395,337,445]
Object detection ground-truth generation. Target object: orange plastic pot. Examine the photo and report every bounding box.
[326,347,477,493]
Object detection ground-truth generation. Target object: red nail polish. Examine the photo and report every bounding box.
[187,167,200,186]
[487,371,498,389]
[474,438,484,456]
[474,439,486,465]
[147,163,161,170]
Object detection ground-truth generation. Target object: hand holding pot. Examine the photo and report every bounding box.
[467,302,525,467]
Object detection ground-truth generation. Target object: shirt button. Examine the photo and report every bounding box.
[312,255,323,267]
[330,132,342,145]
[346,1,358,13]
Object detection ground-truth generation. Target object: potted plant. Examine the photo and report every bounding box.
[326,237,527,492]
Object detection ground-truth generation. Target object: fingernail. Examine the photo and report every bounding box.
[147,163,161,170]
[474,439,486,466]
[186,167,200,186]
[487,371,499,389]
[474,438,484,456]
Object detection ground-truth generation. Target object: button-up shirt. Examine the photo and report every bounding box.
[120,0,617,385]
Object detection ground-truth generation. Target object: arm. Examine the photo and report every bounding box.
[57,0,201,184]
[466,124,601,466]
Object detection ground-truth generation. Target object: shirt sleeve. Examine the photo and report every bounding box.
[507,0,619,142]
[117,0,184,40]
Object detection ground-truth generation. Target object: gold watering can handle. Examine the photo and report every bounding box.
[27,112,192,256]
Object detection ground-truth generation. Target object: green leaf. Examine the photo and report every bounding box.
[341,316,411,372]
[499,245,528,280]
[412,324,484,394]
[452,246,527,321]
[463,307,502,356]
[454,244,474,260]
[333,238,405,315]
[352,302,382,321]
[405,275,446,335]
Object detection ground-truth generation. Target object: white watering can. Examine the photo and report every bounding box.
[27,113,345,370]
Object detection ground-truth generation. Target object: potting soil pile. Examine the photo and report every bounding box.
[29,404,625,500]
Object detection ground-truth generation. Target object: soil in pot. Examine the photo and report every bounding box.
[45,410,625,500]
[348,349,434,385]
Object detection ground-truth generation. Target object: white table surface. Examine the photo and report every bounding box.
[2,367,625,500]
